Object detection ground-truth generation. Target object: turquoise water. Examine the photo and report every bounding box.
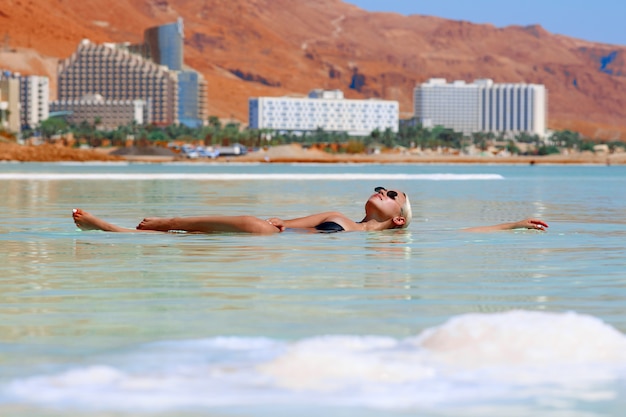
[0,162,625,416]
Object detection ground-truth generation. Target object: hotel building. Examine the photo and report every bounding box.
[138,19,207,127]
[0,71,20,133]
[143,19,184,71]
[56,39,178,126]
[56,19,208,128]
[414,78,547,137]
[50,94,148,129]
[20,75,50,129]
[249,89,399,136]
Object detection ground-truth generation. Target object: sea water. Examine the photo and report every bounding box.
[0,162,625,416]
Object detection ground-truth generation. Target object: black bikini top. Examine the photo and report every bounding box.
[314,221,345,233]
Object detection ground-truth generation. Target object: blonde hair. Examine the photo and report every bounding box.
[400,193,412,229]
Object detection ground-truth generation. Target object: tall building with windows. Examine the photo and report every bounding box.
[57,19,206,129]
[56,39,178,126]
[138,19,207,127]
[20,75,49,129]
[414,78,547,137]
[249,89,399,136]
[177,70,207,127]
[0,71,20,133]
[143,18,184,71]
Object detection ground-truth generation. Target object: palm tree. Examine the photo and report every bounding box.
[208,115,221,130]
[39,117,69,141]
[550,130,581,150]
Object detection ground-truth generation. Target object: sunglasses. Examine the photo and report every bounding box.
[375,186,398,200]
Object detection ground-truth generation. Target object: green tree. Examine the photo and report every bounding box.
[40,117,69,140]
[471,131,496,151]
[111,128,126,147]
[537,144,560,155]
[579,141,596,152]
[514,132,539,144]
[505,140,520,154]
[397,120,431,149]
[550,130,581,149]
[432,127,462,149]
[208,115,221,130]
[381,128,395,148]
[148,129,168,142]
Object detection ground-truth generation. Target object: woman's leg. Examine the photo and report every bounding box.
[136,215,280,234]
[72,209,140,233]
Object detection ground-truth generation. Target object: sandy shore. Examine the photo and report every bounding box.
[1,142,624,164]
[0,142,123,162]
[234,144,626,165]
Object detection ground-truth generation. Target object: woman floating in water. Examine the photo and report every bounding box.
[71,186,548,234]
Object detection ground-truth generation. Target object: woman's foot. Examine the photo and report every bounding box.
[72,209,131,232]
[136,217,173,232]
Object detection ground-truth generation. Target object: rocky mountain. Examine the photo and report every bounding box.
[2,0,626,139]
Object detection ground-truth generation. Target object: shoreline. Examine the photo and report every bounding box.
[1,142,624,165]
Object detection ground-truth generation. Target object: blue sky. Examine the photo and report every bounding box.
[346,0,626,46]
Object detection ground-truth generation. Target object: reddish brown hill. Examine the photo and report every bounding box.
[2,0,626,139]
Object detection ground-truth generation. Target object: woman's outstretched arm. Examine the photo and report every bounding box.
[462,218,549,233]
[266,211,347,230]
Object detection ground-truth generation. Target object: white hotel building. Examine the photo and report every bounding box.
[20,75,50,129]
[1,72,50,133]
[249,89,399,136]
[414,78,547,137]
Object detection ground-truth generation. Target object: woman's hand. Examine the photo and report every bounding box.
[266,217,286,232]
[511,218,549,231]
[463,218,549,232]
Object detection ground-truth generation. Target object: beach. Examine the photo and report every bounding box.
[0,141,123,162]
[1,141,625,164]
